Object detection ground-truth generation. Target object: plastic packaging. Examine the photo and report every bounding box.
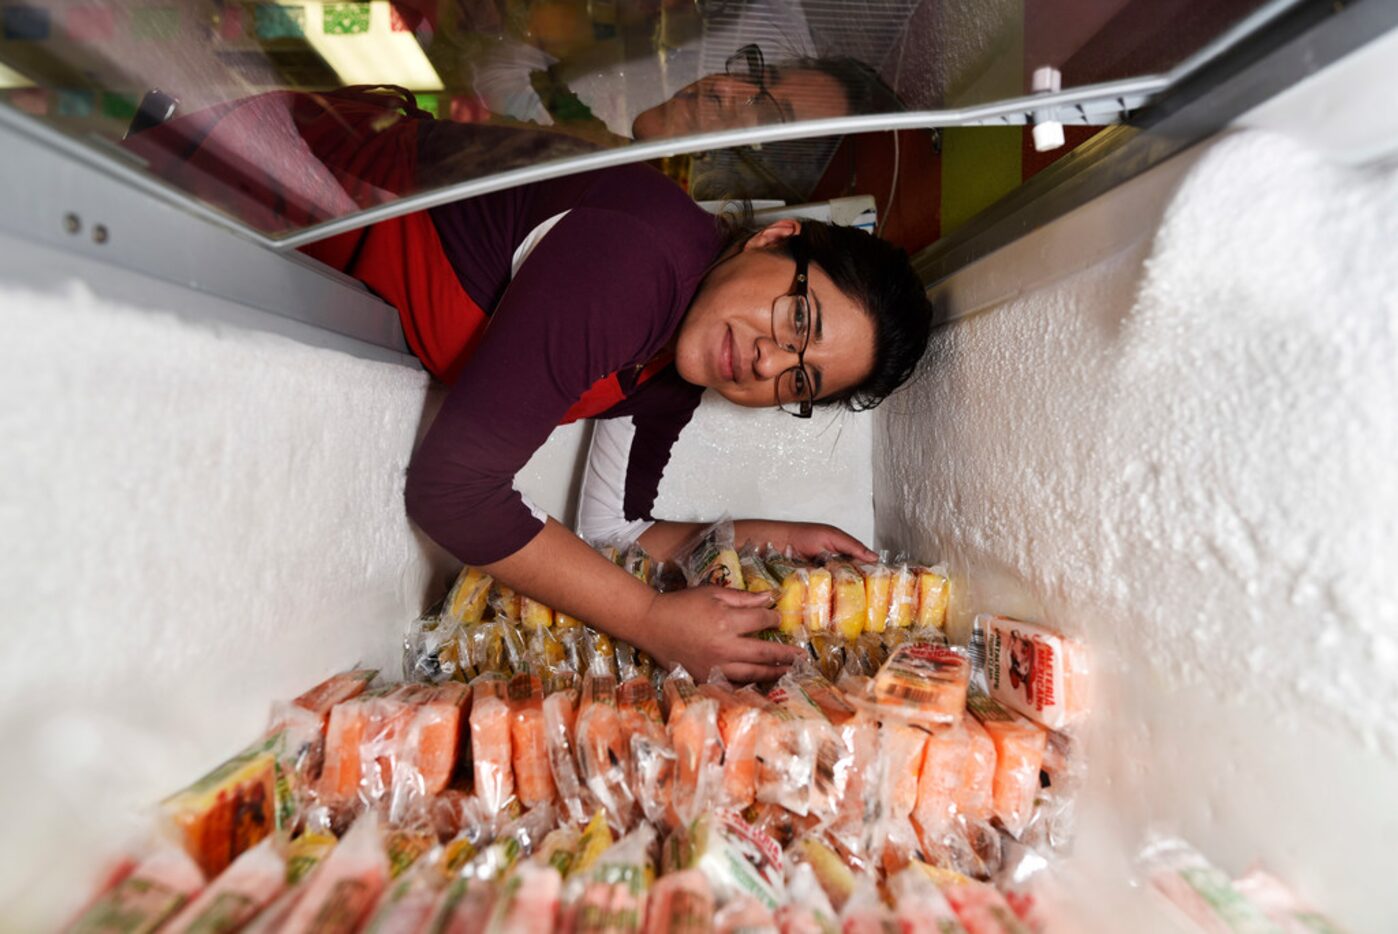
[861,563,892,636]
[886,564,918,630]
[802,568,833,634]
[698,680,764,810]
[444,566,493,626]
[764,549,809,636]
[965,692,1047,840]
[914,567,950,631]
[807,632,845,684]
[544,688,592,825]
[485,861,563,934]
[401,681,472,797]
[68,840,205,934]
[489,581,523,621]
[958,717,997,823]
[572,810,618,879]
[644,869,715,934]
[680,519,746,590]
[564,824,656,934]
[521,596,556,630]
[362,849,446,934]
[888,866,967,934]
[774,862,839,934]
[431,876,500,934]
[714,895,778,934]
[671,696,723,827]
[740,545,782,595]
[753,681,819,817]
[839,880,897,934]
[916,863,1028,934]
[881,723,929,824]
[863,642,970,727]
[828,561,869,641]
[1233,869,1346,934]
[510,672,557,808]
[912,723,970,838]
[538,826,583,878]
[292,669,379,728]
[622,671,676,827]
[470,674,516,814]
[279,812,390,934]
[982,616,1089,731]
[161,728,297,878]
[285,831,338,885]
[788,836,855,913]
[575,670,637,828]
[624,543,656,586]
[682,810,785,910]
[1138,838,1277,934]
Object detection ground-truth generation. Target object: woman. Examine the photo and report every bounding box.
[127,88,934,681]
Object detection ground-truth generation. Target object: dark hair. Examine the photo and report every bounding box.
[721,214,935,411]
[778,55,904,116]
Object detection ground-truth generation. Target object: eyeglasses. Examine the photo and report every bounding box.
[771,236,815,418]
[724,44,788,126]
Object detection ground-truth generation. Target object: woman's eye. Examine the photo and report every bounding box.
[792,368,808,393]
[792,305,808,334]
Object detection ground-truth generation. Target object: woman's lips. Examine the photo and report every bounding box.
[721,327,736,382]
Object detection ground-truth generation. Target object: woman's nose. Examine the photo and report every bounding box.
[753,335,800,380]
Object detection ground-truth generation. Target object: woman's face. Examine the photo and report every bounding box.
[632,68,848,139]
[675,220,876,410]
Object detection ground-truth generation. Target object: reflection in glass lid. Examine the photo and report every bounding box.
[0,0,1285,243]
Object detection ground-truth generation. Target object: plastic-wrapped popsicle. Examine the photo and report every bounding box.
[887,565,917,629]
[714,895,778,934]
[68,841,205,934]
[828,562,868,641]
[862,564,892,635]
[1233,869,1345,934]
[662,667,700,724]
[698,681,763,809]
[509,672,556,808]
[957,717,997,822]
[403,681,471,796]
[470,674,515,813]
[489,581,522,620]
[916,863,1027,934]
[162,729,293,877]
[765,551,809,636]
[566,825,655,934]
[966,692,1046,839]
[291,669,378,728]
[572,810,616,879]
[741,545,782,595]
[432,877,499,934]
[790,836,854,913]
[622,676,676,827]
[163,838,285,934]
[680,520,746,590]
[575,671,636,827]
[913,722,970,838]
[684,811,785,911]
[1138,839,1276,934]
[982,615,1089,731]
[866,642,970,725]
[914,567,950,631]
[671,697,723,826]
[839,881,898,934]
[544,688,591,824]
[280,813,390,934]
[362,856,446,934]
[774,862,839,934]
[888,866,967,934]
[803,568,833,633]
[520,596,555,629]
[882,723,929,822]
[556,611,585,630]
[445,566,492,625]
[485,862,561,934]
[644,869,714,934]
[624,544,655,585]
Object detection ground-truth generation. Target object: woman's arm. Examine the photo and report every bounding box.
[638,519,877,564]
[482,519,801,681]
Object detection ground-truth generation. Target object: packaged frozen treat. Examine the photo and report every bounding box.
[714,895,778,934]
[280,813,390,934]
[575,670,636,828]
[788,836,854,913]
[291,669,379,728]
[912,722,969,838]
[839,881,898,934]
[965,692,1046,839]
[861,562,892,635]
[863,642,970,726]
[544,688,591,824]
[982,616,1089,731]
[509,672,557,808]
[644,869,714,934]
[489,581,522,621]
[521,596,555,630]
[741,545,783,595]
[162,728,298,878]
[888,865,966,934]
[163,838,286,934]
[564,825,656,934]
[444,566,493,625]
[886,564,918,630]
[485,861,562,934]
[828,561,868,641]
[470,674,516,813]
[680,519,746,591]
[803,568,833,634]
[915,863,1028,934]
[914,567,950,631]
[774,862,839,934]
[68,840,205,934]
[671,697,723,826]
[1233,869,1346,934]
[683,810,785,910]
[764,549,809,636]
[1138,838,1277,934]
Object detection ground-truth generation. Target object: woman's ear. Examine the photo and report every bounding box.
[742,218,802,252]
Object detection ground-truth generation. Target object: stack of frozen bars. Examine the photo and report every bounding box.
[70,526,1096,933]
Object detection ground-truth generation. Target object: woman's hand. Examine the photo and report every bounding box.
[735,520,877,563]
[637,587,803,683]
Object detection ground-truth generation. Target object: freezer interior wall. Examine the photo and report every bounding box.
[875,116,1398,929]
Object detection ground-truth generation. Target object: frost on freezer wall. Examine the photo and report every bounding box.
[876,132,1398,931]
[0,283,452,925]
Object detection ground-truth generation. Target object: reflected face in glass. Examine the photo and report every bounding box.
[631,67,850,139]
[675,221,876,411]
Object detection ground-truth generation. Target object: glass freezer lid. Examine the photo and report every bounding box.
[0,0,1300,248]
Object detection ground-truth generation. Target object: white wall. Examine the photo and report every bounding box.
[874,127,1398,931]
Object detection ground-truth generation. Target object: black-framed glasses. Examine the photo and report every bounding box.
[724,44,788,126]
[772,236,815,418]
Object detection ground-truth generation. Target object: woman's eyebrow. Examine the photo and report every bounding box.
[813,291,824,341]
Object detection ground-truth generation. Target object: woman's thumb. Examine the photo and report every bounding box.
[713,587,776,608]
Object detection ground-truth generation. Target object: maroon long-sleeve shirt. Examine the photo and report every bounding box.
[404,161,727,565]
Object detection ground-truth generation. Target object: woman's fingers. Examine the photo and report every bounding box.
[720,662,790,683]
[732,637,805,666]
[826,527,877,562]
[729,605,781,635]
